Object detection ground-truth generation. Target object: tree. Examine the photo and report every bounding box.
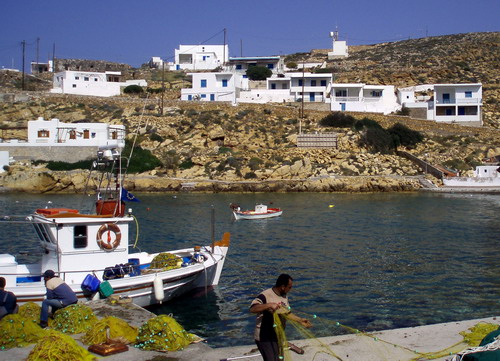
[246,66,272,81]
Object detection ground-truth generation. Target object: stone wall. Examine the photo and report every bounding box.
[0,145,99,162]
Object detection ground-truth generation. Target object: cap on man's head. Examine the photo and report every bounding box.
[43,270,55,278]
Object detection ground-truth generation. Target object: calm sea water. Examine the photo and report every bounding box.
[0,192,499,347]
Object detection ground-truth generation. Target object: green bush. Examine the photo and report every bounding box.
[150,133,164,143]
[244,172,257,179]
[123,85,144,94]
[246,66,272,81]
[360,127,395,154]
[248,157,263,171]
[123,140,162,173]
[388,123,423,148]
[319,112,356,128]
[354,117,383,131]
[44,160,93,171]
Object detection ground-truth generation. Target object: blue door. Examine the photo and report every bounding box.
[340,103,346,111]
[309,92,315,102]
[210,94,215,101]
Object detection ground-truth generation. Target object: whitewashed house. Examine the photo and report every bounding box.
[288,73,332,103]
[328,30,348,59]
[397,83,483,126]
[181,72,240,103]
[51,70,147,97]
[433,84,482,126]
[330,83,399,114]
[174,45,228,71]
[225,56,284,76]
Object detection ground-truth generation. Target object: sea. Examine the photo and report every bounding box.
[0,191,499,348]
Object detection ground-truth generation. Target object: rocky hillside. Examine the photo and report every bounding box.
[0,94,498,193]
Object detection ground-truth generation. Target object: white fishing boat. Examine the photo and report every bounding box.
[0,147,230,307]
[230,203,283,220]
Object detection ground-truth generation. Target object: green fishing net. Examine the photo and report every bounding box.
[460,323,499,347]
[135,314,199,351]
[148,252,182,271]
[18,302,41,324]
[82,316,138,345]
[0,314,46,349]
[51,304,98,334]
[27,329,96,361]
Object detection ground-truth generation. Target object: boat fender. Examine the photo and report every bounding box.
[153,275,165,304]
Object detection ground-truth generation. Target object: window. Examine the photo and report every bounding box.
[91,132,96,138]
[94,78,98,82]
[69,130,76,139]
[84,77,89,81]
[72,84,77,88]
[311,80,317,87]
[298,79,303,86]
[188,95,192,101]
[271,83,276,90]
[222,79,228,87]
[38,130,50,138]
[321,80,327,87]
[201,79,207,88]
[75,76,79,80]
[443,93,450,104]
[210,94,215,101]
[236,64,242,70]
[201,94,206,98]
[465,91,472,98]
[74,225,87,248]
[371,90,382,97]
[335,90,347,97]
[83,129,90,139]
[267,64,274,69]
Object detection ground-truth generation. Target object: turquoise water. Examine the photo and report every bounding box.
[0,192,499,347]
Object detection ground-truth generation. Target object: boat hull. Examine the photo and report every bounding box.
[232,209,283,220]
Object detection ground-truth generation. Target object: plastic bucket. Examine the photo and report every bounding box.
[128,258,141,276]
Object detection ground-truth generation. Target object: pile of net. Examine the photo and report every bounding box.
[460,323,500,346]
[27,329,96,361]
[0,314,46,349]
[135,314,199,351]
[82,316,138,345]
[51,304,98,334]
[146,253,182,272]
[18,302,41,324]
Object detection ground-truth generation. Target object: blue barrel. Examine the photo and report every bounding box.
[128,258,141,277]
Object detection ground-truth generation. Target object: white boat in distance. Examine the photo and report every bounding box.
[230,203,283,220]
[0,148,230,308]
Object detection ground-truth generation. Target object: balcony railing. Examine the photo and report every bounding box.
[332,96,382,102]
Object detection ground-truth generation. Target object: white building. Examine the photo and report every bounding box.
[225,56,284,76]
[174,45,228,71]
[180,72,241,103]
[288,73,332,103]
[328,30,348,59]
[398,83,483,126]
[330,83,398,114]
[0,117,125,149]
[149,57,164,69]
[51,70,147,97]
[0,151,9,173]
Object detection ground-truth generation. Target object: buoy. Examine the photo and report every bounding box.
[329,205,335,208]
[153,275,165,304]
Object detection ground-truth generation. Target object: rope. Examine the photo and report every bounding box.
[452,338,500,361]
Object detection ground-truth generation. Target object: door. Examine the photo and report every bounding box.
[340,103,346,111]
[309,92,315,102]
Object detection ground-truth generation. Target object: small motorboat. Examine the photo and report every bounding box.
[230,203,283,220]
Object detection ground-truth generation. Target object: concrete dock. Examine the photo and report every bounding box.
[0,300,497,361]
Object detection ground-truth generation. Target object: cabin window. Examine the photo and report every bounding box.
[74,225,87,248]
[33,223,52,244]
[371,90,382,97]
[69,130,76,139]
[83,129,90,139]
[38,129,50,138]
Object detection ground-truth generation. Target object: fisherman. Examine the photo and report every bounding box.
[39,270,78,328]
[250,274,312,361]
[0,277,18,319]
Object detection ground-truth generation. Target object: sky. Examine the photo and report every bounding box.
[1,0,499,71]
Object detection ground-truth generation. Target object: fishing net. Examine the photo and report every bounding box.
[0,314,46,349]
[135,314,199,351]
[460,323,500,347]
[27,329,96,361]
[147,252,182,272]
[82,316,138,345]
[18,302,41,324]
[51,304,98,334]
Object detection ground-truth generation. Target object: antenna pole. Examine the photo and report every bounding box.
[21,40,26,90]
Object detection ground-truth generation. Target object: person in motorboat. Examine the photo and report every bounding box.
[39,270,78,328]
[0,277,18,320]
[250,273,312,361]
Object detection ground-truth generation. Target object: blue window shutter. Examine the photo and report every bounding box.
[201,94,206,98]
[210,94,215,101]
[188,95,192,100]
[222,79,228,87]
[201,79,207,88]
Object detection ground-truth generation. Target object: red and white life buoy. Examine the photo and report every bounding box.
[96,223,121,251]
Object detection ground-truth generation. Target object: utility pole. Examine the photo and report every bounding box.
[52,43,56,72]
[160,61,165,116]
[21,40,26,90]
[223,28,227,67]
[300,60,305,134]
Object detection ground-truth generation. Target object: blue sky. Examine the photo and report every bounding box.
[1,0,498,71]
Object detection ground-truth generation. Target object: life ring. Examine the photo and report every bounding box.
[96,223,121,251]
